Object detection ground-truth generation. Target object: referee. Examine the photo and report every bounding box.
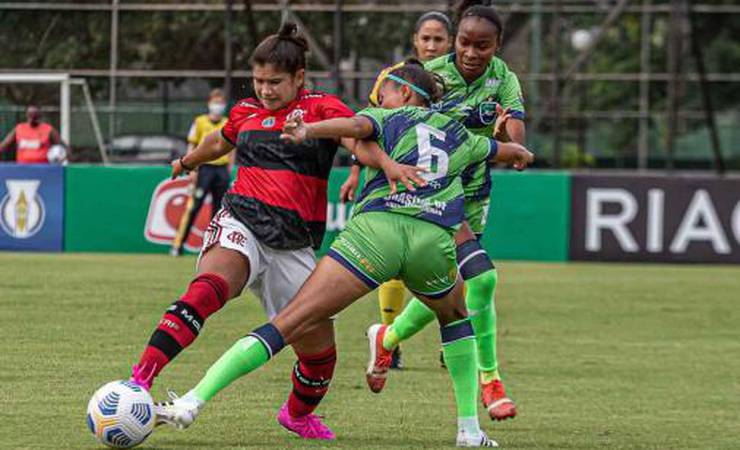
[171,89,232,256]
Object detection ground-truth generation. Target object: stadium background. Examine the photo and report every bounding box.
[1,1,739,449]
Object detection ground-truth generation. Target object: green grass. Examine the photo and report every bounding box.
[1,253,739,449]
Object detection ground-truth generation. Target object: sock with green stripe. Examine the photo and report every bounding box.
[441,318,482,436]
[382,297,436,351]
[190,323,285,402]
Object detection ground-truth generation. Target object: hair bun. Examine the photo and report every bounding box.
[276,21,308,51]
[278,22,298,38]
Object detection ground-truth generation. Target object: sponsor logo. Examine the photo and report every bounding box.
[570,175,740,263]
[261,116,276,128]
[485,78,500,89]
[144,178,213,252]
[0,179,45,239]
[227,230,247,247]
[17,139,41,149]
[178,307,202,332]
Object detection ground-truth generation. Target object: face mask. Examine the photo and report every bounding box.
[208,102,226,117]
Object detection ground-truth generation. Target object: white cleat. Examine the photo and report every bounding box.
[456,430,499,448]
[154,391,203,430]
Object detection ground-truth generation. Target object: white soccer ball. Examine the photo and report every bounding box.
[86,380,155,448]
[47,144,67,164]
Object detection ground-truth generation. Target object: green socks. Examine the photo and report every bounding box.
[191,335,270,402]
[465,269,499,377]
[441,318,481,433]
[383,297,436,351]
[384,268,500,380]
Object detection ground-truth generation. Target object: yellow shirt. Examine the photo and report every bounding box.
[188,114,229,165]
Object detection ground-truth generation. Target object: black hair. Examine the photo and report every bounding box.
[250,22,309,74]
[414,11,453,36]
[385,58,445,106]
[453,0,504,44]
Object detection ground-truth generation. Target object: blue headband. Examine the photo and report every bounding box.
[386,74,431,101]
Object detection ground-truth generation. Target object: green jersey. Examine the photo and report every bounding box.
[424,54,524,201]
[354,106,497,230]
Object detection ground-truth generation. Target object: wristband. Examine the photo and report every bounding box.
[351,154,363,167]
[179,156,195,172]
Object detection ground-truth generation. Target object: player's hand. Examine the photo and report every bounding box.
[383,161,428,194]
[511,145,535,171]
[495,143,534,171]
[340,165,361,202]
[171,159,186,179]
[493,104,512,141]
[281,116,308,144]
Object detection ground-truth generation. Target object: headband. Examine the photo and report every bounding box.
[386,74,431,101]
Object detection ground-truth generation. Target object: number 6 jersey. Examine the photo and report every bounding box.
[354,106,498,231]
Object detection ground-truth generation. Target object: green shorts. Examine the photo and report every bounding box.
[328,212,458,299]
[463,197,491,236]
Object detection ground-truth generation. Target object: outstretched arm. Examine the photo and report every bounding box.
[0,129,15,153]
[282,115,375,143]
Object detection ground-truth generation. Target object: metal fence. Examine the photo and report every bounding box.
[0,0,738,170]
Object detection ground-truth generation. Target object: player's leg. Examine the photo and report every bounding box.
[132,210,254,390]
[257,246,339,439]
[158,213,397,431]
[157,255,373,430]
[368,219,497,447]
[209,165,230,219]
[377,279,406,368]
[461,201,516,421]
[171,166,212,255]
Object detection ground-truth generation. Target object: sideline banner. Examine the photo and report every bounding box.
[0,164,64,251]
[65,165,172,253]
[570,174,740,263]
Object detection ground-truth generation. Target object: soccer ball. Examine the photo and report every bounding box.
[86,380,155,448]
[47,144,67,164]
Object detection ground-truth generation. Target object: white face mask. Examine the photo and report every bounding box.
[208,102,226,117]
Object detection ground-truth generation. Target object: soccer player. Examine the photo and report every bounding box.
[155,62,533,447]
[0,105,64,163]
[170,89,231,257]
[129,23,406,440]
[361,0,527,421]
[359,11,454,369]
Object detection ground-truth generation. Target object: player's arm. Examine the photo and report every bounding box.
[171,130,233,178]
[499,69,526,145]
[490,141,534,171]
[49,127,63,146]
[283,115,375,142]
[0,129,15,153]
[505,118,525,145]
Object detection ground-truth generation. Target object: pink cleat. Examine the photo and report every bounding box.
[130,363,156,391]
[277,402,336,440]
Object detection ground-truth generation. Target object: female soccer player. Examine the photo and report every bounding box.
[359,10,454,370]
[128,23,418,440]
[361,0,527,422]
[156,62,533,447]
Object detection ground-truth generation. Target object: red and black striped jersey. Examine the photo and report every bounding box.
[221,90,354,250]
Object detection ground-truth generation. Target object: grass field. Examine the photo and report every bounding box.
[1,252,739,449]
